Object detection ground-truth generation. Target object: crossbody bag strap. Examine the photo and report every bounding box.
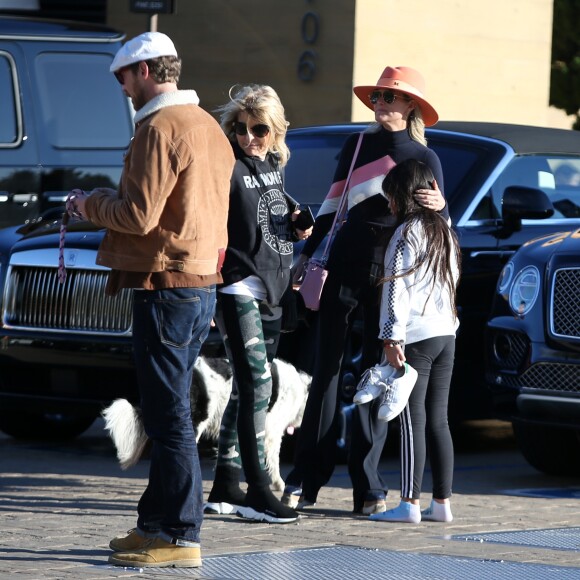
[321,132,364,260]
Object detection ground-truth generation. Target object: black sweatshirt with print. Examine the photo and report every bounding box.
[220,143,298,305]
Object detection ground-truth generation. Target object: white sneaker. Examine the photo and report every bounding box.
[353,363,397,405]
[377,363,418,421]
[369,500,421,524]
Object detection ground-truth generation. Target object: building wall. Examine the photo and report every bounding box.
[107,0,574,129]
[107,0,356,128]
[352,0,564,127]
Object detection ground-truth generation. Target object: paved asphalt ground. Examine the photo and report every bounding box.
[1,419,579,579]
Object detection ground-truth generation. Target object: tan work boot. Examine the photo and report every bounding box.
[109,528,156,552]
[108,537,202,568]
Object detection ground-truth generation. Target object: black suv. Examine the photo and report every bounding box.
[0,16,133,228]
[487,227,580,475]
[1,121,580,440]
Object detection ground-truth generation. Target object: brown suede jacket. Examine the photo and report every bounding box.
[85,90,234,281]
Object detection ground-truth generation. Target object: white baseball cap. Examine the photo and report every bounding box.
[110,32,178,73]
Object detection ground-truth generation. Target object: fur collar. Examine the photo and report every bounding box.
[134,90,200,124]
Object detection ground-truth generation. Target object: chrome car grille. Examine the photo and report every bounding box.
[520,362,580,394]
[3,265,132,335]
[551,268,580,339]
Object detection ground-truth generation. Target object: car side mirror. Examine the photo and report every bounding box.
[501,186,554,233]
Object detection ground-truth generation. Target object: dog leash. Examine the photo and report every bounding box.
[58,190,85,284]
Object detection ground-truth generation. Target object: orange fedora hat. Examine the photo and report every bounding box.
[353,66,439,127]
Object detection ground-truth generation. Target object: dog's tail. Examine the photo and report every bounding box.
[102,399,148,470]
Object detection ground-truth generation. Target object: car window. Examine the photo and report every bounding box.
[0,52,19,145]
[34,52,133,149]
[428,140,483,199]
[286,133,350,211]
[549,158,580,218]
[486,155,580,221]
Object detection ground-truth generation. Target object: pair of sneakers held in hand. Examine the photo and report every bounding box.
[353,361,418,421]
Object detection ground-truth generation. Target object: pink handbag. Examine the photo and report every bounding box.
[298,259,328,311]
[299,133,364,311]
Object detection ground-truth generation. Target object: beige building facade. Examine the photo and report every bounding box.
[107,0,574,129]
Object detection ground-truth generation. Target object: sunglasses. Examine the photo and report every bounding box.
[369,90,409,105]
[114,63,140,85]
[114,66,131,85]
[234,122,270,138]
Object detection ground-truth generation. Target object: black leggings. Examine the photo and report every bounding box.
[285,264,386,507]
[398,336,455,500]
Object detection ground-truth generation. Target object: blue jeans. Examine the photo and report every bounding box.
[131,286,216,543]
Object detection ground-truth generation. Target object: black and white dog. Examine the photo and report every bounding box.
[102,357,311,491]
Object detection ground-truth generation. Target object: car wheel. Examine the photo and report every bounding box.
[0,409,97,440]
[513,422,580,476]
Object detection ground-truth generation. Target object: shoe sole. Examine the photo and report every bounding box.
[236,506,299,524]
[108,554,202,567]
[421,512,453,522]
[369,515,421,523]
[204,501,240,515]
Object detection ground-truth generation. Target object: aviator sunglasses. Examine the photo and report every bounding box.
[369,90,409,105]
[114,65,136,85]
[234,122,270,138]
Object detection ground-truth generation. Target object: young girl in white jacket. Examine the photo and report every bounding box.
[371,158,461,524]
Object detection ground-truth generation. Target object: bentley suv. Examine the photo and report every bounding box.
[487,228,580,475]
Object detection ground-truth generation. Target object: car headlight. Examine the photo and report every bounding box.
[508,266,540,317]
[497,261,514,299]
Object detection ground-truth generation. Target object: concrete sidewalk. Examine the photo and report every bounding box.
[1,420,579,578]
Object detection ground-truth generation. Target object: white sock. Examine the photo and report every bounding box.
[422,499,453,522]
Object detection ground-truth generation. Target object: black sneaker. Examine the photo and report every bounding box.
[237,486,299,524]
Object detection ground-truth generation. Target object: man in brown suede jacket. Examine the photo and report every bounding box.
[74,31,234,568]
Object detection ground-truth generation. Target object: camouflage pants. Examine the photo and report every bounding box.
[214,293,282,487]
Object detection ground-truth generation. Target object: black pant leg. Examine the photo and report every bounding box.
[285,270,358,499]
[348,266,388,508]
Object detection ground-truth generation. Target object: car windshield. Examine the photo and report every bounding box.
[285,128,501,219]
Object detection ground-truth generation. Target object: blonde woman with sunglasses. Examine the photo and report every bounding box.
[204,85,312,524]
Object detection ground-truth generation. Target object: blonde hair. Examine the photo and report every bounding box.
[215,84,291,167]
[407,108,427,146]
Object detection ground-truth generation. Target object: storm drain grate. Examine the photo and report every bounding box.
[452,527,580,552]
[102,545,580,579]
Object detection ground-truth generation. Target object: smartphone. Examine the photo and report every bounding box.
[294,206,315,230]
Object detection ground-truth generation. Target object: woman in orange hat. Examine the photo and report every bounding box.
[283,66,447,514]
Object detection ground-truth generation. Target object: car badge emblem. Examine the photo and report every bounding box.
[65,251,77,267]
